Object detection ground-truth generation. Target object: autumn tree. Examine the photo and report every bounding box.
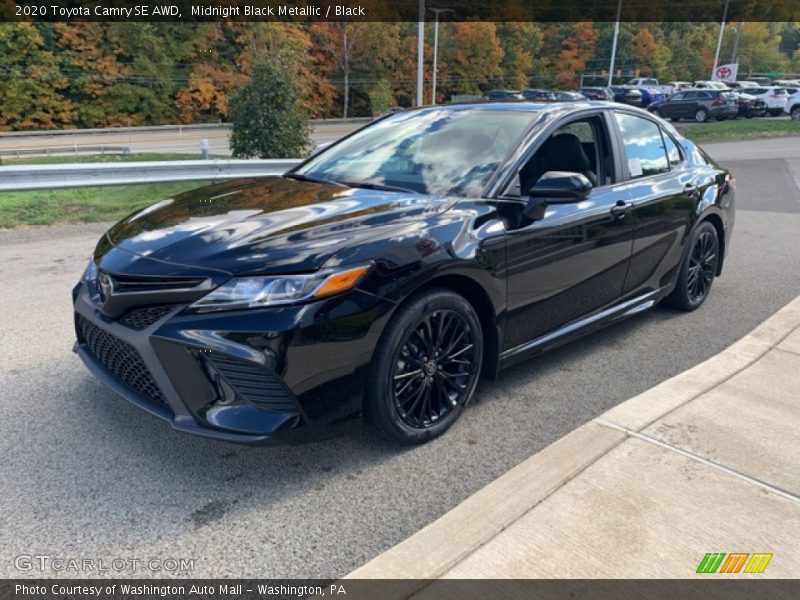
[498,22,542,89]
[0,23,72,130]
[553,22,598,88]
[439,22,504,96]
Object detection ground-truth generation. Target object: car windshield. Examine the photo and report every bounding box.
[296,107,537,197]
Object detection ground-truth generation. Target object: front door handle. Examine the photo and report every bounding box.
[610,200,633,217]
[684,182,701,195]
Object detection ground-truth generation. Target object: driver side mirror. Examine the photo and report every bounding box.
[524,171,592,219]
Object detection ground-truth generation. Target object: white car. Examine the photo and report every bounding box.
[728,81,758,89]
[745,87,791,116]
[785,91,800,121]
[693,80,730,90]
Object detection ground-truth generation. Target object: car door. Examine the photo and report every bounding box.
[610,111,696,297]
[662,92,685,117]
[499,111,636,351]
[680,91,701,118]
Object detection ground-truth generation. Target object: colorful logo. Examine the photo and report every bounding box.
[696,552,773,574]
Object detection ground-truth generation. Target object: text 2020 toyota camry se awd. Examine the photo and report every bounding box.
[73,102,734,444]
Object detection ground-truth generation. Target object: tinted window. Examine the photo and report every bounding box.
[298,107,537,197]
[671,93,685,101]
[614,113,669,179]
[698,91,712,99]
[684,91,699,99]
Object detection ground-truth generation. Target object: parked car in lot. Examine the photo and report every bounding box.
[786,91,800,120]
[73,102,735,445]
[666,81,693,92]
[744,77,772,86]
[732,92,768,118]
[639,87,668,107]
[648,89,738,122]
[486,89,524,101]
[727,81,758,90]
[610,86,643,106]
[577,87,614,101]
[693,80,730,91]
[744,87,790,116]
[553,91,587,101]
[522,88,556,102]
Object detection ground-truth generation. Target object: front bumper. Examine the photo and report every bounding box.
[73,281,395,444]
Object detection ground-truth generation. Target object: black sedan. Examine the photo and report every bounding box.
[74,102,735,445]
[610,86,644,106]
[578,87,614,101]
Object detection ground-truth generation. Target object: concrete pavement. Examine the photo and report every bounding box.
[348,295,800,583]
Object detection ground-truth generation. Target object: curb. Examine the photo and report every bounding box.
[346,294,800,582]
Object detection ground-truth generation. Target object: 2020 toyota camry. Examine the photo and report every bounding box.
[73,102,734,444]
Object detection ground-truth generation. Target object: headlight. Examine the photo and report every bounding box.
[83,257,98,282]
[188,264,372,313]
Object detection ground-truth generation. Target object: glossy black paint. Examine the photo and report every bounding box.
[73,102,735,444]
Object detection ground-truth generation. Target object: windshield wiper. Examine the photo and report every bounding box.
[336,180,418,194]
[284,173,349,188]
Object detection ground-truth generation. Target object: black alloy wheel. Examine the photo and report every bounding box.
[367,289,483,443]
[664,221,719,311]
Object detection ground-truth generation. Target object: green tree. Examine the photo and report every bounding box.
[368,80,394,115]
[228,60,312,159]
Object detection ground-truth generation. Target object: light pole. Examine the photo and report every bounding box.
[608,0,622,87]
[417,0,425,106]
[712,0,731,80]
[429,7,454,105]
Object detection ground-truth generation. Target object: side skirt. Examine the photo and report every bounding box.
[498,289,666,370]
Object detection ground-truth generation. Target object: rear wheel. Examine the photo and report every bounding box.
[791,106,800,121]
[663,222,719,311]
[366,289,483,444]
[694,108,708,123]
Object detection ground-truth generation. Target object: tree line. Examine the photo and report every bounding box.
[1,21,799,130]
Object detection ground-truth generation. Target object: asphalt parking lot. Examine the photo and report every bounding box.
[1,137,800,579]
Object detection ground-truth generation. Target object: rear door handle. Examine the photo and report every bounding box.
[610,200,633,217]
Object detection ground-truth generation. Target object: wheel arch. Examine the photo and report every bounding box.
[393,273,501,381]
[698,212,726,276]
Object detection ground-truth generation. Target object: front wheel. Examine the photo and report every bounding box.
[663,221,719,311]
[791,106,800,121]
[366,289,483,444]
[694,108,708,123]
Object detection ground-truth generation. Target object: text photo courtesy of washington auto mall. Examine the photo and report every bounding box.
[1,0,800,598]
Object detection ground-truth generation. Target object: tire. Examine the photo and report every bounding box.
[791,106,800,121]
[366,288,484,444]
[768,108,783,117]
[694,108,708,123]
[663,221,719,311]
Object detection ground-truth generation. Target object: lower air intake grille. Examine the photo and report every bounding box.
[207,354,297,413]
[77,315,167,406]
[121,305,174,330]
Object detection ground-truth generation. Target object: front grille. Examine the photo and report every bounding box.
[77,315,167,406]
[207,354,297,413]
[108,272,206,293]
[121,305,174,330]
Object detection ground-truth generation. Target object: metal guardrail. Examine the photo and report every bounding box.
[0,145,132,158]
[0,159,303,192]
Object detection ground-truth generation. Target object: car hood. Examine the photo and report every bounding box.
[103,177,453,276]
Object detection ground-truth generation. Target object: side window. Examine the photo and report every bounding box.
[684,91,698,100]
[614,113,669,179]
[508,115,614,198]
[662,132,683,168]
[671,93,685,101]
[698,92,712,99]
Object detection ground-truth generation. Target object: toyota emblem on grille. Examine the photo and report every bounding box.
[97,271,115,303]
